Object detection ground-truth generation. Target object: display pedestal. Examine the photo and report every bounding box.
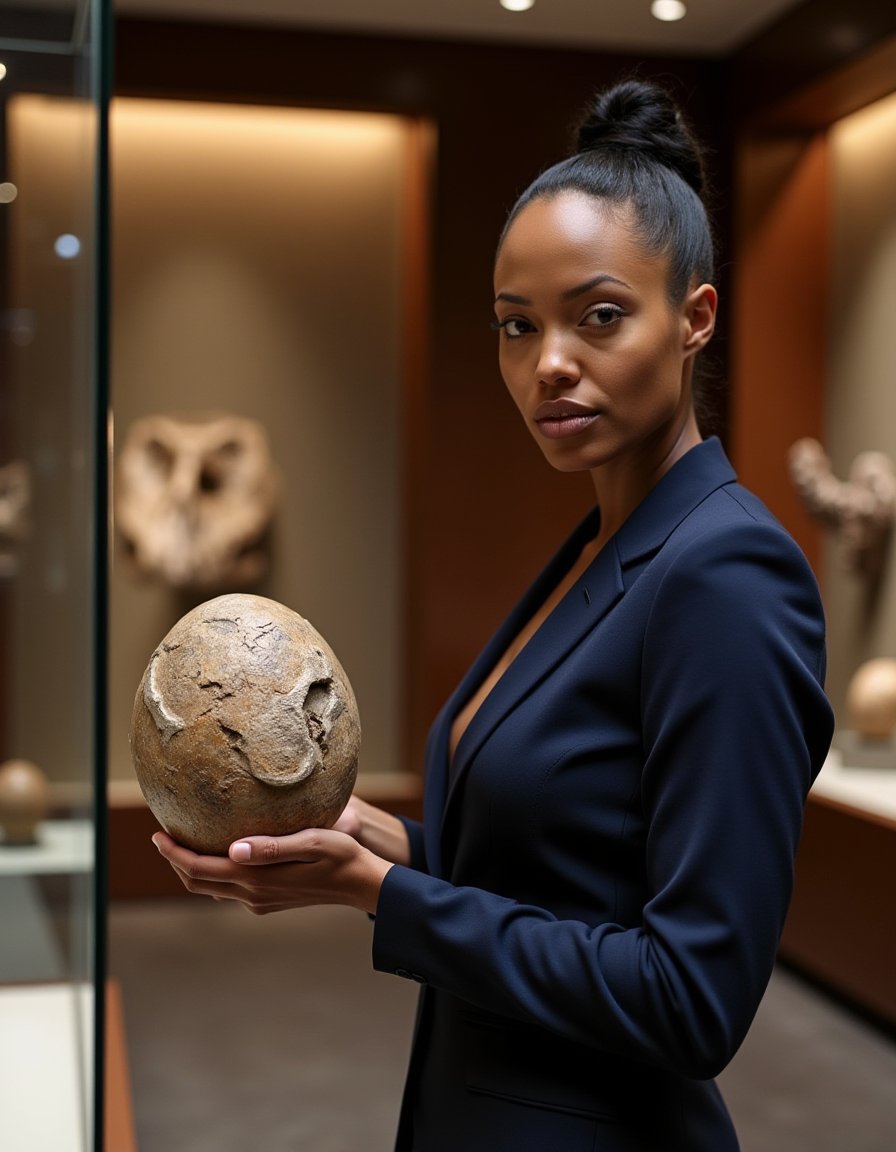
[833,730,896,773]
[0,980,137,1152]
[780,750,896,1026]
[0,983,92,1151]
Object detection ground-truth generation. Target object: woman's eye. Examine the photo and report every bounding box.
[583,304,624,328]
[492,316,534,338]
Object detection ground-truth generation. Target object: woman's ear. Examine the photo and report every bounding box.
[682,283,718,354]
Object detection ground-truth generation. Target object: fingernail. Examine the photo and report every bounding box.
[151,834,161,851]
[230,841,251,862]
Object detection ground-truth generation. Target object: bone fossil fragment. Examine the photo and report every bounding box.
[0,460,30,576]
[788,438,895,575]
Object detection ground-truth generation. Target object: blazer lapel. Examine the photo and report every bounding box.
[448,540,624,792]
[612,435,737,579]
[437,528,625,859]
[427,436,737,873]
[421,505,602,876]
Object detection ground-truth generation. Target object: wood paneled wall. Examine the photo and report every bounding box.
[726,11,896,576]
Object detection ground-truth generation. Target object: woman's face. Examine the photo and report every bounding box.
[493,191,716,481]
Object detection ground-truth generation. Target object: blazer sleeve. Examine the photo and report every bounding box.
[372,518,834,1078]
[396,814,428,873]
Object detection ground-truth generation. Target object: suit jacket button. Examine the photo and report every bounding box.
[395,968,426,983]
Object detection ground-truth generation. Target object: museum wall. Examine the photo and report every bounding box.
[728,131,829,575]
[822,89,896,715]
[108,99,407,784]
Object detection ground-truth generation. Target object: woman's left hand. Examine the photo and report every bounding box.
[152,828,394,916]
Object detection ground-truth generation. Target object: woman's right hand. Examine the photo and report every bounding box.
[332,794,412,867]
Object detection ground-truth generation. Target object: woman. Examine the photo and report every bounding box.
[155,80,834,1150]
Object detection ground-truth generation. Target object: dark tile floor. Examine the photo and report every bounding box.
[109,900,896,1152]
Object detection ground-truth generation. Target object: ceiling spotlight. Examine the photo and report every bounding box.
[651,0,687,21]
[0,63,7,82]
[500,0,535,11]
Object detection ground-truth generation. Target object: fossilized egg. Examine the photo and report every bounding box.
[845,657,896,742]
[130,593,360,854]
[0,758,50,846]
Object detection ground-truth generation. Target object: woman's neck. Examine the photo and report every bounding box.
[589,416,702,547]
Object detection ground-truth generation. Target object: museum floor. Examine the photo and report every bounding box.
[109,900,896,1152]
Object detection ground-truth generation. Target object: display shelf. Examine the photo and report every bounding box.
[0,819,94,876]
[811,747,896,824]
[781,751,896,1026]
[0,820,94,982]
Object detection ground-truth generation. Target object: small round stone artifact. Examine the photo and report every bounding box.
[0,758,50,846]
[130,593,360,854]
[846,657,896,742]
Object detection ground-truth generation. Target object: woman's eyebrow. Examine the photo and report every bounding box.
[495,274,632,307]
[561,274,631,301]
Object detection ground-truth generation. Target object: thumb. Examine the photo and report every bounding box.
[228,835,291,863]
[228,828,328,864]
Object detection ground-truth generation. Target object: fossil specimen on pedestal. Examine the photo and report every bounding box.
[788,438,895,578]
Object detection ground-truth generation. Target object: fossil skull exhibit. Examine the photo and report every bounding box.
[130,593,360,854]
[115,413,278,590]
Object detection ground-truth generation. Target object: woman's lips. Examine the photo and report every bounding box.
[534,400,600,439]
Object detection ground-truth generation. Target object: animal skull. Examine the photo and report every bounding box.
[115,413,278,590]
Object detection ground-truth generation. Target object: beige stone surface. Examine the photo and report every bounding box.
[845,657,896,742]
[130,594,360,854]
[0,759,50,846]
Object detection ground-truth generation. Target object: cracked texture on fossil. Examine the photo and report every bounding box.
[130,593,360,854]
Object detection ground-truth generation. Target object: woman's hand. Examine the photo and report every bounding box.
[152,826,393,916]
[330,795,412,866]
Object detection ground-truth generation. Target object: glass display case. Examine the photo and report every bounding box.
[0,2,109,1149]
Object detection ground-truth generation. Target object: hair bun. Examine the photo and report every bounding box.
[575,79,706,197]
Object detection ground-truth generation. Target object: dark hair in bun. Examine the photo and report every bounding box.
[499,79,715,305]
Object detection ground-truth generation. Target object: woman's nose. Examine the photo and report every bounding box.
[535,332,579,386]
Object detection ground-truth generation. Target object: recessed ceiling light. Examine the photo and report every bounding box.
[651,0,687,21]
[0,64,7,82]
[500,0,535,11]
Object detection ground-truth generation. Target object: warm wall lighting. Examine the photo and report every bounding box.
[651,0,687,21]
[500,0,535,11]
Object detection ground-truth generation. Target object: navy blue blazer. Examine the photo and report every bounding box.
[373,438,833,1152]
